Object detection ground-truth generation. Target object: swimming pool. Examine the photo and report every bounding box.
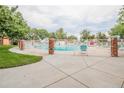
[34,43,80,51]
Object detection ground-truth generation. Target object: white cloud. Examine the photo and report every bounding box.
[84,6,120,23]
[17,5,122,34]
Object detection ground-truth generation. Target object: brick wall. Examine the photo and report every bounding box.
[0,38,2,45]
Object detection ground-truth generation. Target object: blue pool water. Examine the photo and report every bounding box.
[34,44,80,51]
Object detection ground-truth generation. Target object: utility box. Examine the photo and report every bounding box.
[111,37,118,57]
[49,38,54,54]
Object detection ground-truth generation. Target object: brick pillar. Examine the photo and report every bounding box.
[111,37,118,57]
[18,40,25,50]
[2,37,10,45]
[49,38,54,54]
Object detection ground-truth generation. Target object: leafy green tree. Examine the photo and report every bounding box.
[110,6,124,39]
[49,32,57,39]
[96,32,107,39]
[80,29,91,41]
[67,35,77,42]
[0,5,30,44]
[109,24,124,39]
[56,28,67,39]
[11,6,18,12]
[26,28,49,40]
[37,29,49,39]
[89,34,95,39]
[118,6,124,24]
[67,35,77,40]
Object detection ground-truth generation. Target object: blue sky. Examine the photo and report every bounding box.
[17,6,122,37]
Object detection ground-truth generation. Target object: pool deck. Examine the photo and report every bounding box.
[0,47,124,88]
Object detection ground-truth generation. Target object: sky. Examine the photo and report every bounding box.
[17,5,122,37]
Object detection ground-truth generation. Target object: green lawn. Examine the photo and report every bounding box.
[0,45,42,69]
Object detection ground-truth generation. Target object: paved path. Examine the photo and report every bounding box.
[0,48,124,88]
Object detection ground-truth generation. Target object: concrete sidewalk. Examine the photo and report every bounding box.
[0,54,124,88]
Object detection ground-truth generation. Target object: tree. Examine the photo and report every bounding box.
[96,32,107,43]
[96,32,107,39]
[26,28,49,40]
[67,35,77,42]
[37,29,49,39]
[0,5,30,44]
[67,35,77,40]
[89,34,95,39]
[109,24,124,39]
[49,32,57,39]
[118,6,124,24]
[80,29,90,42]
[110,6,124,38]
[11,6,18,12]
[56,28,67,39]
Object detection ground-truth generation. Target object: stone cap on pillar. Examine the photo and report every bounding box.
[49,38,55,40]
